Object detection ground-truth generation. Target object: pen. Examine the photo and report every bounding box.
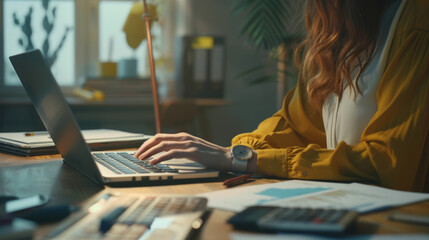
[186,209,212,240]
[24,132,47,136]
[223,174,252,188]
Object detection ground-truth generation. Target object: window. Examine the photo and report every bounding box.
[99,1,136,63]
[0,0,166,95]
[99,0,162,78]
[2,0,75,87]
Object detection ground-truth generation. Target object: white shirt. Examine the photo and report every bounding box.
[322,0,405,149]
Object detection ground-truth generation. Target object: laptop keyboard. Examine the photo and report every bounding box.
[92,152,179,174]
[52,193,208,239]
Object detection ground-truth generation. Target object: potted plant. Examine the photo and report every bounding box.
[13,0,72,68]
[232,0,305,107]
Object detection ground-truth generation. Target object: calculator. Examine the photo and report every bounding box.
[228,206,359,234]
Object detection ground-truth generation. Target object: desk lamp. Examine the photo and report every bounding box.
[123,0,162,133]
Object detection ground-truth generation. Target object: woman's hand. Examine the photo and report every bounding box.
[134,132,233,172]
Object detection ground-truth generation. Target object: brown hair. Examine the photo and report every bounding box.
[295,0,390,108]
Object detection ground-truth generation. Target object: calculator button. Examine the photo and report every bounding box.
[311,218,324,224]
[326,210,347,223]
[230,207,358,234]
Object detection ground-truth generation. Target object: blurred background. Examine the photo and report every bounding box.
[0,0,305,147]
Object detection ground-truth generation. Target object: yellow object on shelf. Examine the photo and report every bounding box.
[192,36,214,49]
[122,2,158,49]
[73,88,105,102]
[98,62,117,78]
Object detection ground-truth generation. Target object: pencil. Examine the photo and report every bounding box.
[25,132,47,136]
[223,174,252,187]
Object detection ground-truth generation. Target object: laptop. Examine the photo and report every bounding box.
[9,49,219,185]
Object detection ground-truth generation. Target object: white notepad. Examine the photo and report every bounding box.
[0,129,149,156]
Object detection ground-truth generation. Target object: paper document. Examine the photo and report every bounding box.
[198,180,429,213]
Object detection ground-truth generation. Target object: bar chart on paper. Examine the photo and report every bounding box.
[255,187,331,204]
[267,187,380,211]
[199,180,429,213]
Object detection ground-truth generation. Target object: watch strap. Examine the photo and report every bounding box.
[231,157,248,172]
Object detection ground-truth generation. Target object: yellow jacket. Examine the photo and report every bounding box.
[232,0,429,192]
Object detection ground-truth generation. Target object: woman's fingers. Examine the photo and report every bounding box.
[134,132,193,158]
[132,132,231,172]
[149,146,231,171]
[149,148,199,164]
[137,140,195,160]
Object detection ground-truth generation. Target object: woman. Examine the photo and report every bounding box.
[135,0,429,192]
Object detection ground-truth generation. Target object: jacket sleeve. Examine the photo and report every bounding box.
[231,1,429,191]
[232,77,326,178]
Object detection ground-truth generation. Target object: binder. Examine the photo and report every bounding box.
[175,35,226,98]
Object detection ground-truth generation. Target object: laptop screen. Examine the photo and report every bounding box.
[9,49,103,185]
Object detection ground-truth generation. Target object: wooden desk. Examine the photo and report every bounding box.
[1,152,429,240]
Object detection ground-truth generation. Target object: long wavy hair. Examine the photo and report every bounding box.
[295,0,390,108]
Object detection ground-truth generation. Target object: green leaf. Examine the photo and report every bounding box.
[232,0,256,15]
[234,63,273,79]
[42,0,49,10]
[231,0,301,86]
[247,75,277,85]
[232,0,293,50]
[276,69,296,78]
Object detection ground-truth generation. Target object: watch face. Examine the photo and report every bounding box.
[232,145,252,161]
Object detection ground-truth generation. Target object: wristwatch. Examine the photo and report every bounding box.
[230,145,253,172]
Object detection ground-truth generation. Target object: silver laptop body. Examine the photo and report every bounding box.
[9,49,219,185]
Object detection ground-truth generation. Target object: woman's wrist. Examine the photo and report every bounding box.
[245,149,257,173]
[222,147,234,172]
[226,147,257,173]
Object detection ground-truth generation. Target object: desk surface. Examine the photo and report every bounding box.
[1,152,429,239]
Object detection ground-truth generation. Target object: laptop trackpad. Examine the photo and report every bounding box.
[161,158,212,172]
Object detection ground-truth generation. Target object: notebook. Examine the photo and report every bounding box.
[0,129,148,156]
[9,49,219,185]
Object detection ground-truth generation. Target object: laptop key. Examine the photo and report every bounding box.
[95,153,150,174]
[106,153,152,173]
[93,154,136,174]
[135,162,164,173]
[116,153,180,173]
[94,158,122,174]
[95,152,181,174]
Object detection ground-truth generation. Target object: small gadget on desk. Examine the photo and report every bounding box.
[0,195,47,240]
[1,194,48,214]
[48,192,209,240]
[228,206,358,234]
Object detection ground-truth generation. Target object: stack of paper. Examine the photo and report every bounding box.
[0,129,149,156]
[198,180,429,213]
